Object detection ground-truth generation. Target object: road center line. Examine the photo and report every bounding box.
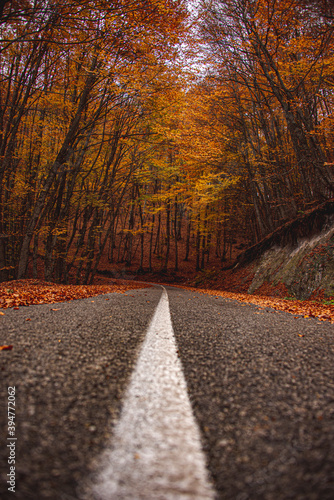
[88,287,215,500]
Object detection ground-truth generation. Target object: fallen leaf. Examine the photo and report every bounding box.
[0,345,13,350]
[51,308,60,311]
[181,286,334,323]
[26,318,31,321]
[0,311,5,315]
[0,279,150,309]
[298,334,305,337]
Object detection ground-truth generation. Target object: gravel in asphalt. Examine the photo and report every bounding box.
[86,287,215,500]
[167,286,334,500]
[1,285,334,500]
[0,287,161,500]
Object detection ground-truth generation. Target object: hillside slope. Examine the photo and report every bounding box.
[186,200,334,302]
[237,200,334,300]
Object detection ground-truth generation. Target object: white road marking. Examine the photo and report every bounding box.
[89,287,215,499]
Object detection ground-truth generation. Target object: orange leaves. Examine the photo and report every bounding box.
[183,286,334,324]
[0,345,13,351]
[0,279,149,309]
[318,314,332,322]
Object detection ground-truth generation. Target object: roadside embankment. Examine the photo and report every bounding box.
[242,200,334,301]
[189,200,334,305]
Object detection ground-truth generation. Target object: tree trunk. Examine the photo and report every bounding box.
[184,217,191,261]
[17,57,98,278]
[174,199,178,272]
[162,202,170,272]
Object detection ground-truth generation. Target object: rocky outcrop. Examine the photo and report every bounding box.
[236,200,334,300]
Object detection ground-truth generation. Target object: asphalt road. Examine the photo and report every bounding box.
[1,285,334,500]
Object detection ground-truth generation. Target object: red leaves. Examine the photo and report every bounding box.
[0,279,149,309]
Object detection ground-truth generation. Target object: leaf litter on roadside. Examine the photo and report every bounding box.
[0,279,151,309]
[180,286,334,324]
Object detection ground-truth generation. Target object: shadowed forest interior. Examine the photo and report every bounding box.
[0,0,333,285]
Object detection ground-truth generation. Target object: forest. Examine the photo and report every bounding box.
[0,0,333,285]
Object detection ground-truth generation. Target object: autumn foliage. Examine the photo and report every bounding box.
[0,0,333,293]
[0,278,149,308]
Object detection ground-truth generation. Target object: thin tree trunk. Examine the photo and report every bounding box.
[149,212,155,272]
[174,199,178,272]
[32,233,39,279]
[162,202,170,272]
[17,56,98,278]
[196,214,201,272]
[184,217,191,262]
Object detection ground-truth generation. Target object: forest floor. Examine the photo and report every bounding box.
[2,216,333,324]
[91,240,334,323]
[0,279,151,310]
[0,275,333,324]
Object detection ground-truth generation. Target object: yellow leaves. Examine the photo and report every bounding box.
[128,78,242,230]
[192,172,236,204]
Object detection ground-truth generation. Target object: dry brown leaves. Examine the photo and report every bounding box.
[0,279,150,309]
[1,279,333,325]
[180,286,334,324]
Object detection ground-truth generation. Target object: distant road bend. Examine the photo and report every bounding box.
[1,284,334,499]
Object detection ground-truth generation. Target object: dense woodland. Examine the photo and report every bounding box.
[0,0,333,284]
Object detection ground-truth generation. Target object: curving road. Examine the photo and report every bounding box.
[1,285,334,499]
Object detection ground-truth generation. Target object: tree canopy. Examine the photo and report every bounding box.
[0,0,333,283]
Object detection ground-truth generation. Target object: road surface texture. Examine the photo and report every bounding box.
[168,287,334,500]
[1,285,334,500]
